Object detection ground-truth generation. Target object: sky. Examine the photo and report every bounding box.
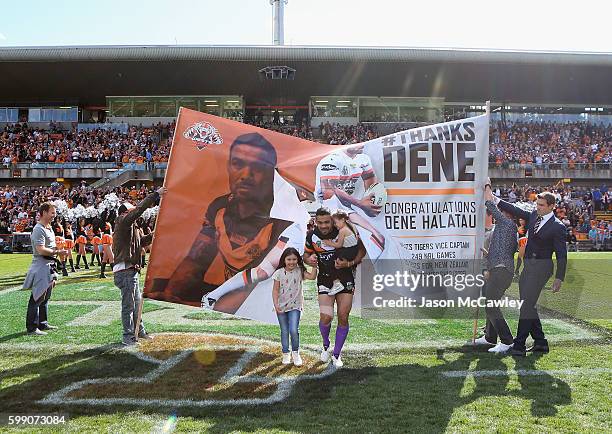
[1,0,610,52]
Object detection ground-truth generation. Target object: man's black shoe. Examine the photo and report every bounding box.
[506,347,526,357]
[527,344,549,353]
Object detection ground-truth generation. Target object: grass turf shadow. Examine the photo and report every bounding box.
[0,346,573,433]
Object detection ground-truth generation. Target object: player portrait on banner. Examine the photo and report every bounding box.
[146,122,309,322]
[313,141,404,263]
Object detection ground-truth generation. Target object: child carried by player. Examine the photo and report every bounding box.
[321,210,359,296]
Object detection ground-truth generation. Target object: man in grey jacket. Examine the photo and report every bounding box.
[473,183,518,353]
[24,202,70,335]
[112,187,165,346]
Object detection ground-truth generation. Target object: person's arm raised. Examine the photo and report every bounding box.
[487,184,530,221]
[122,187,166,226]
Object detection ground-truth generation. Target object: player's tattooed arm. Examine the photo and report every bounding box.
[165,226,218,295]
[332,187,381,217]
[362,171,377,189]
[320,177,339,200]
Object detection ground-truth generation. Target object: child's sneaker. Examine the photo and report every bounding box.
[281,353,291,365]
[327,280,345,296]
[292,351,303,366]
[332,355,344,368]
[320,347,331,363]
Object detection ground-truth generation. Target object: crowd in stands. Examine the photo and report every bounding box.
[489,121,612,168]
[316,121,612,170]
[2,120,611,168]
[318,122,377,144]
[1,180,609,250]
[0,183,154,236]
[494,183,612,249]
[245,120,314,140]
[1,123,173,166]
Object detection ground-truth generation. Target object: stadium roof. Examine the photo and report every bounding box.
[1,45,611,107]
[2,45,612,64]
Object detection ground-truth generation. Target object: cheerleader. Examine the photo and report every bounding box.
[75,219,90,270]
[91,229,102,268]
[63,222,76,273]
[100,222,114,279]
[53,219,68,277]
[137,217,151,267]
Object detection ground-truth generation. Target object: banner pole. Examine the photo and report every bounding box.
[134,110,178,342]
[472,305,480,345]
[472,101,491,345]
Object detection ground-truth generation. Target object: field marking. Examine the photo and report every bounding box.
[3,280,603,345]
[37,332,337,408]
[220,350,260,384]
[0,285,24,294]
[442,367,612,378]
[52,301,122,326]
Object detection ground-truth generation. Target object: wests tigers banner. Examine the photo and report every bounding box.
[145,108,489,323]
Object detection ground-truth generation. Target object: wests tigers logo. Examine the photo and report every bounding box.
[183,122,223,151]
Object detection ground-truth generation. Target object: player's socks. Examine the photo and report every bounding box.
[319,321,331,350]
[333,325,349,359]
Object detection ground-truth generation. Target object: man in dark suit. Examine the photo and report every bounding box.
[485,185,567,356]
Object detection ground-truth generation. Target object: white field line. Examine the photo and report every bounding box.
[220,350,260,383]
[0,285,24,294]
[0,342,115,352]
[0,318,602,355]
[4,282,602,345]
[52,301,121,326]
[36,333,337,408]
[442,367,612,378]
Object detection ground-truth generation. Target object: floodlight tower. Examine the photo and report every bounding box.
[270,0,288,45]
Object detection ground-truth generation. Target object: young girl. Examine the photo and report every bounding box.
[272,247,317,366]
[322,211,359,295]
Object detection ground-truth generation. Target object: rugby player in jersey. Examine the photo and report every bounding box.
[304,207,366,368]
[149,133,304,315]
[314,142,385,251]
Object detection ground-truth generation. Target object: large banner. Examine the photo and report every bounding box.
[145,108,489,323]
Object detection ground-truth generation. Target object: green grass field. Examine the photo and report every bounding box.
[0,253,610,433]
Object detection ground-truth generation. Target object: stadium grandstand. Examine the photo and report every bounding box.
[0,45,610,251]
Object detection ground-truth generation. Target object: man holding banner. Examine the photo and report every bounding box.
[491,190,567,356]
